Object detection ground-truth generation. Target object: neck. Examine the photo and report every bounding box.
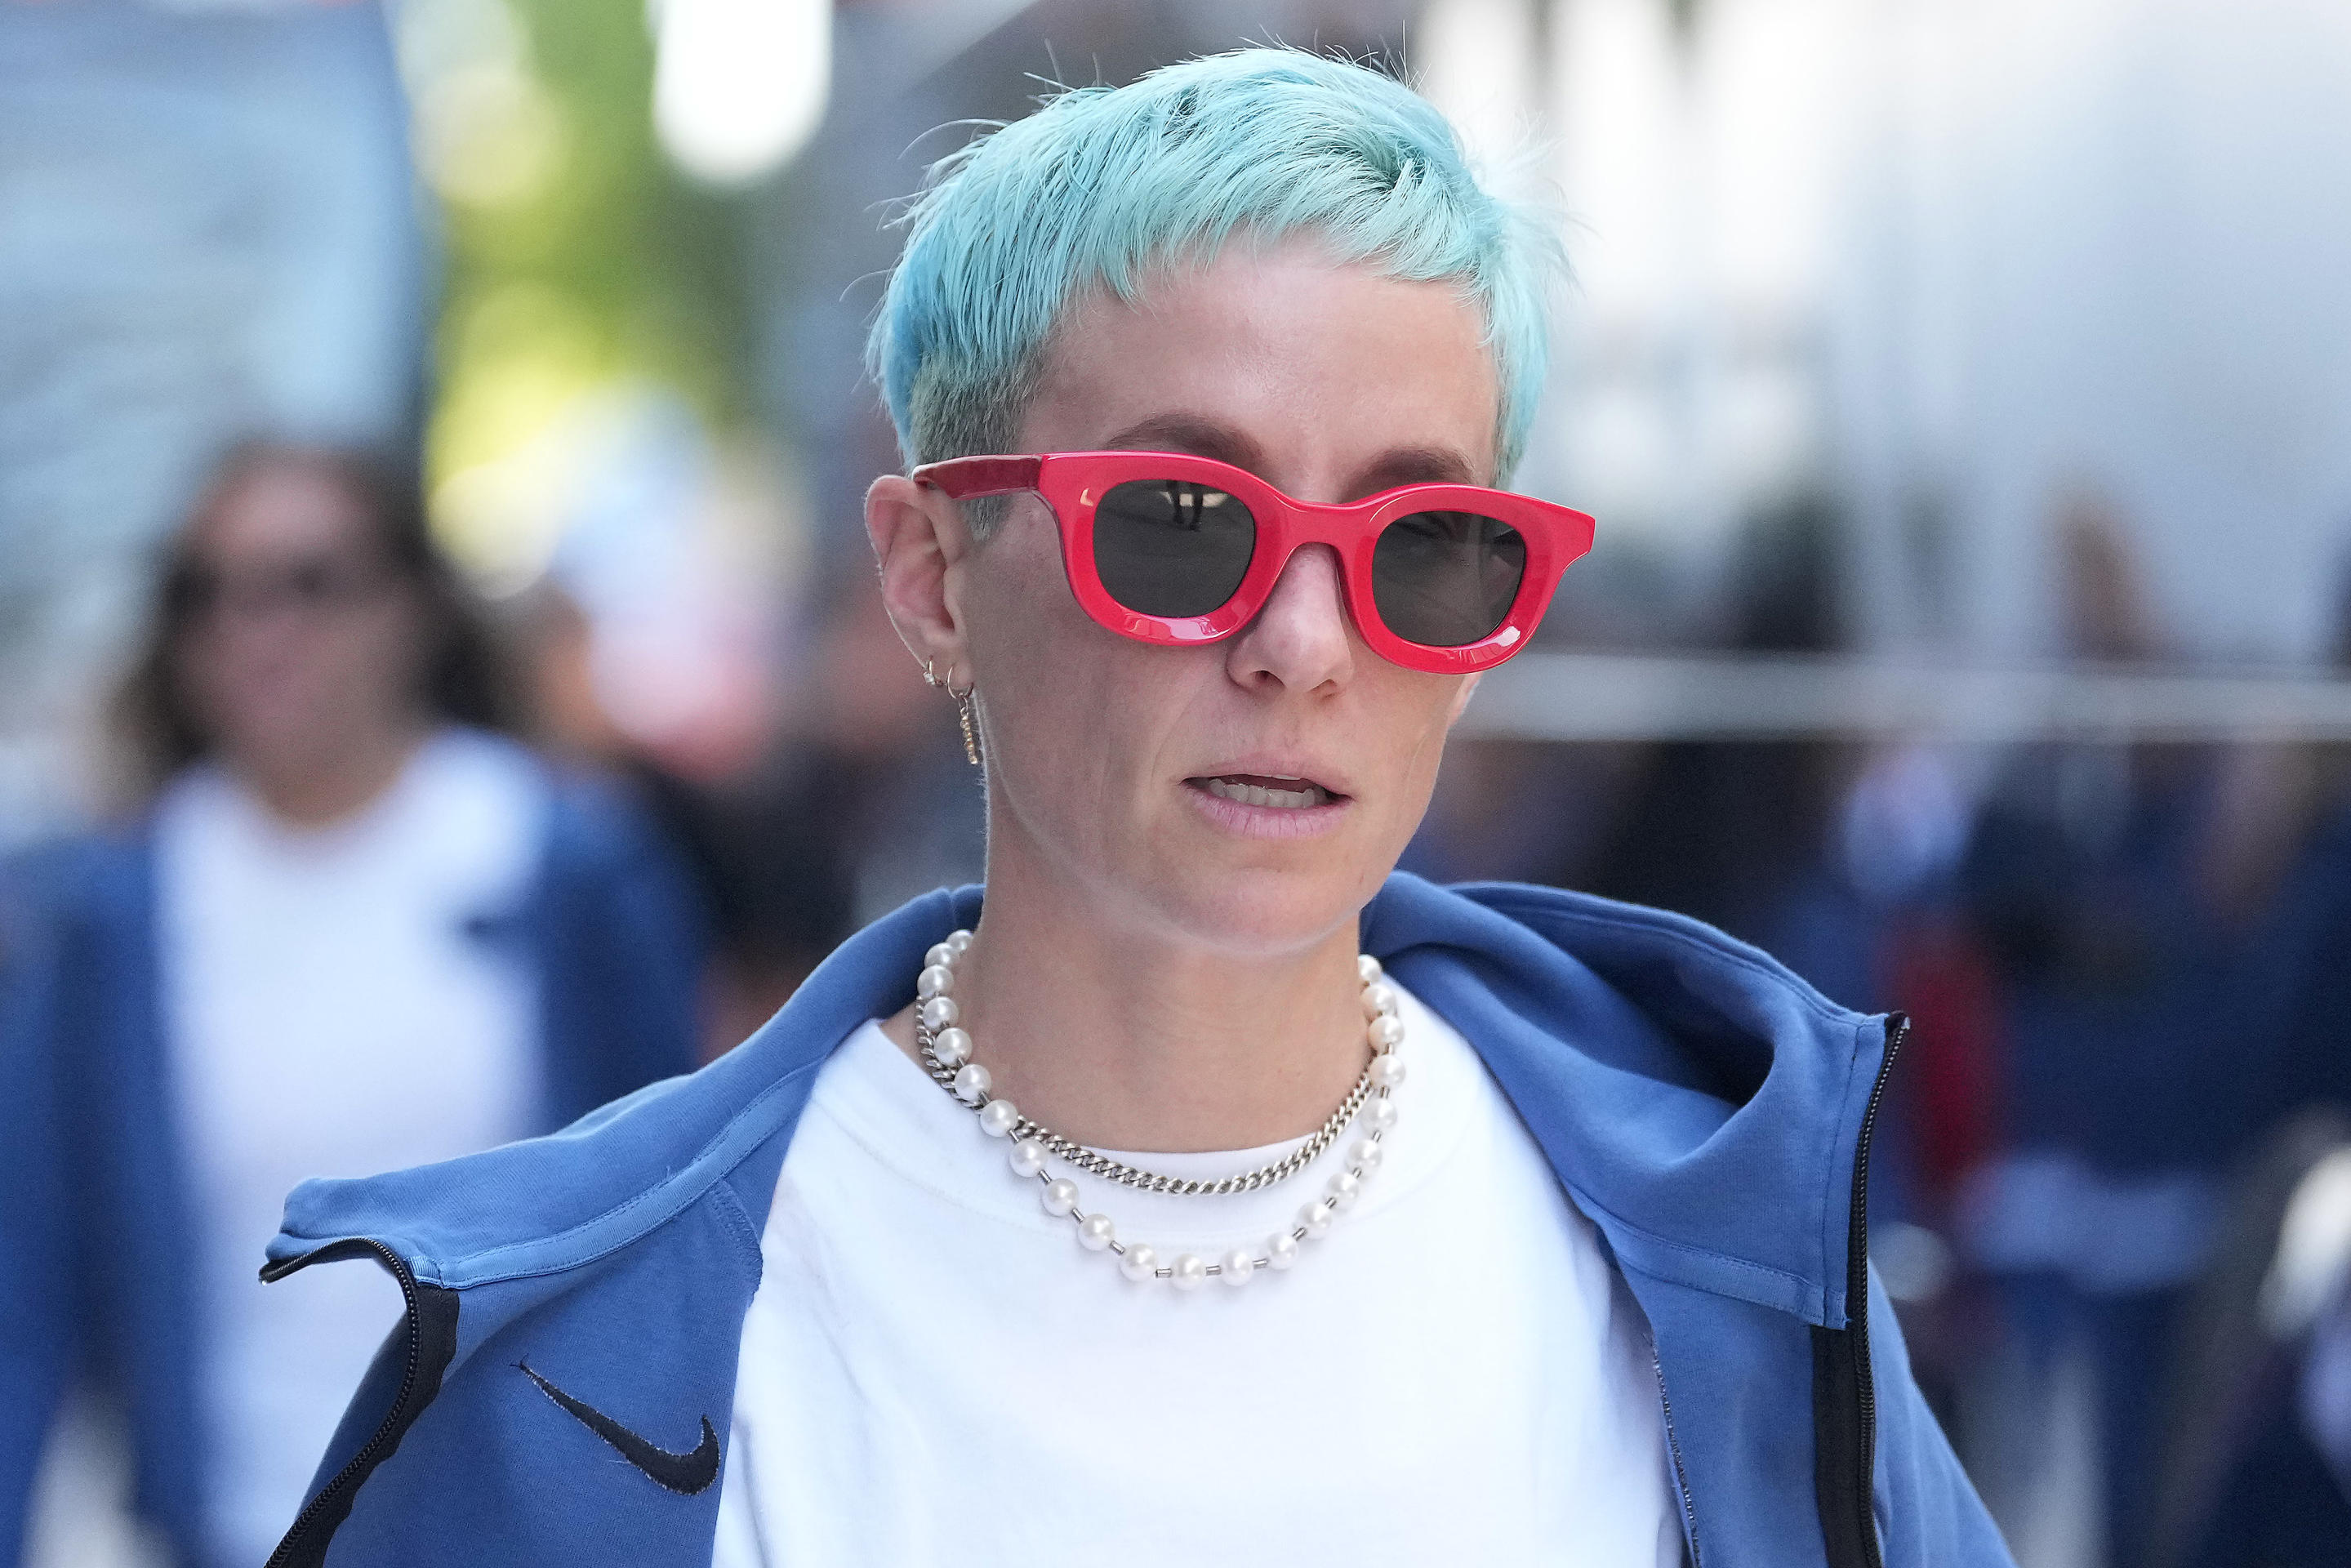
[231,719,430,830]
[889,848,1370,1154]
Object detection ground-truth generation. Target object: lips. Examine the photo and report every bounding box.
[1190,773,1340,810]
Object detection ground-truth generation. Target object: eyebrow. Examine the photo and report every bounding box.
[1098,414,1487,497]
[1099,413,1267,472]
[1351,445,1482,492]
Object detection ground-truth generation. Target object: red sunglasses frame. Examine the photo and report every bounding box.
[911,450,1596,674]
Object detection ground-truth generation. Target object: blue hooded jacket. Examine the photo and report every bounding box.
[256,874,2010,1568]
[0,762,706,1568]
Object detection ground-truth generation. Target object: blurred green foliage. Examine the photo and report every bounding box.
[424,0,750,488]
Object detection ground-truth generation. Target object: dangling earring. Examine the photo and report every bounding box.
[919,657,982,765]
[948,675,982,767]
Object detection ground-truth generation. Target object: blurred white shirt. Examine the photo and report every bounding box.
[154,727,547,1567]
[714,982,1685,1567]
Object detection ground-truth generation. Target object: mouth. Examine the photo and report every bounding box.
[1186,773,1344,810]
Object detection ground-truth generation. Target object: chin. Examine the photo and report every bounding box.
[1138,858,1374,958]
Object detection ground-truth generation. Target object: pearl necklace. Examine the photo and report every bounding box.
[910,930,1406,1288]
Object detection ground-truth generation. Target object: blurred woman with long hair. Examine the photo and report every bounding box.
[0,441,705,1568]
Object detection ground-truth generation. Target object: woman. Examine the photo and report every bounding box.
[0,443,704,1568]
[248,52,2006,1567]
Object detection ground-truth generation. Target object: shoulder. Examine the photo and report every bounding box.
[1369,871,1880,1133]
[0,821,154,938]
[271,1040,794,1290]
[421,730,690,894]
[526,751,688,883]
[1369,872,1859,1032]
[0,827,156,1068]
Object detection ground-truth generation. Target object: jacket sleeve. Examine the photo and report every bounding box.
[0,862,73,1568]
[1867,1263,2015,1567]
[534,773,710,1127]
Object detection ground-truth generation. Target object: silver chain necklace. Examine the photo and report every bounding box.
[909,929,1407,1288]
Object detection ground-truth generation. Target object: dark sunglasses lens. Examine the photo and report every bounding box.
[1372,511,1528,648]
[1092,480,1258,619]
[164,566,219,619]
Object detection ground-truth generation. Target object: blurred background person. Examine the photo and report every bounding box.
[0,441,706,1568]
[1944,496,2255,1568]
[2156,1110,2351,1568]
[2143,579,2351,1568]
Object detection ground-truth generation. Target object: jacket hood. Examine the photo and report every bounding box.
[271,872,1890,1330]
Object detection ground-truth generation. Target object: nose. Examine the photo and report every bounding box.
[1226,543,1355,695]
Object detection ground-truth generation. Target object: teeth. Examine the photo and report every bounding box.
[1204,777,1326,809]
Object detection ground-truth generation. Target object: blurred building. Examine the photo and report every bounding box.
[1414,0,2351,667]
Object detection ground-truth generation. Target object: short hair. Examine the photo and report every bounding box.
[868,48,1563,518]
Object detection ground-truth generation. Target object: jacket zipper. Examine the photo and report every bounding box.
[262,1238,425,1568]
[1651,1011,1908,1568]
[1841,1013,1908,1568]
[1650,1348,1703,1566]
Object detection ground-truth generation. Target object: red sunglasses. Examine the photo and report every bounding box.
[912,451,1596,674]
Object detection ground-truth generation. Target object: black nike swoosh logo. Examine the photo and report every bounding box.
[517,1360,721,1494]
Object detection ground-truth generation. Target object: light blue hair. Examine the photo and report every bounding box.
[868,48,1563,511]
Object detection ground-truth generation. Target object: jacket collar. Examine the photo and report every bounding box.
[272,875,1886,1326]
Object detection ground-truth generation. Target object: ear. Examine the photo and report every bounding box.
[1444,671,1483,729]
[866,474,975,681]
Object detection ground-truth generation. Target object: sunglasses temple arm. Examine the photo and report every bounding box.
[912,455,1044,500]
[921,483,1029,499]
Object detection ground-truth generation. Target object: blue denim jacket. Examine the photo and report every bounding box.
[255,873,2010,1568]
[0,764,706,1568]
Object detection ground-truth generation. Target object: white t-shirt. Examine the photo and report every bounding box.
[714,982,1684,1567]
[154,728,549,1567]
